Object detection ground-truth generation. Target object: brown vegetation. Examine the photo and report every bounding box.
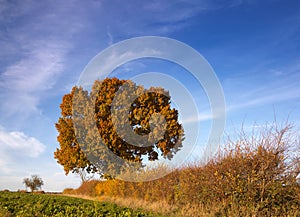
[64,124,300,216]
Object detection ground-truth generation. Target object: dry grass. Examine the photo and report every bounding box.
[97,195,176,216]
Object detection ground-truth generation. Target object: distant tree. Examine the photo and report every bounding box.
[54,77,184,178]
[23,175,44,192]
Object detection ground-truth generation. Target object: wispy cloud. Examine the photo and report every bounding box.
[0,41,68,121]
[102,0,210,36]
[122,0,254,35]
[182,112,214,124]
[225,63,300,112]
[0,0,103,124]
[106,28,114,46]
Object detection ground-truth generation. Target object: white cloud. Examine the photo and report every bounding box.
[0,127,46,177]
[0,128,46,158]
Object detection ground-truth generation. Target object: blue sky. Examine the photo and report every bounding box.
[0,0,300,191]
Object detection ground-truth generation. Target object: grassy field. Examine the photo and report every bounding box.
[0,191,164,217]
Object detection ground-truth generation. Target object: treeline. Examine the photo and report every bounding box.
[64,124,300,217]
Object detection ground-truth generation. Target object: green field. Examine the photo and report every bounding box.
[0,191,162,217]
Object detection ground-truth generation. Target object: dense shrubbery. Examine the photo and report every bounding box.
[76,180,99,197]
[66,124,300,216]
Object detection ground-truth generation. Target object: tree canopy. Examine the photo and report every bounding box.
[54,77,184,177]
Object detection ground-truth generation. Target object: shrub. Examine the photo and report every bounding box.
[72,123,300,216]
[75,180,99,196]
[62,188,76,195]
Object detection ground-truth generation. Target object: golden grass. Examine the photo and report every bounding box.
[97,195,176,216]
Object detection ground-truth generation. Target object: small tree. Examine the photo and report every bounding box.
[23,175,44,192]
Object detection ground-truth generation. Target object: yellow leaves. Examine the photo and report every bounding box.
[214,170,218,176]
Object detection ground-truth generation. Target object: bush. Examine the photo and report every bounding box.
[71,123,300,216]
[75,180,99,196]
[62,188,76,195]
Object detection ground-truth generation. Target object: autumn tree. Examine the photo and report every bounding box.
[54,77,184,178]
[54,87,97,176]
[23,175,44,192]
